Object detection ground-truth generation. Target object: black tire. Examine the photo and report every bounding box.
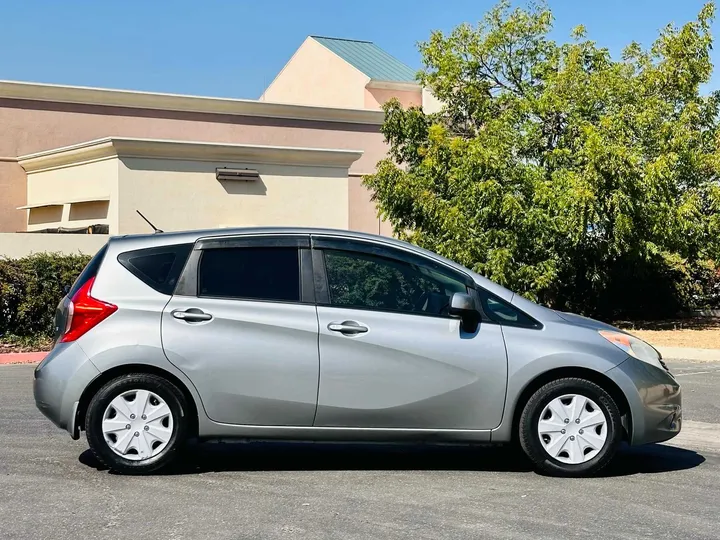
[85,373,189,474]
[519,378,622,477]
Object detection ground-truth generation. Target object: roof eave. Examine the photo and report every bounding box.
[0,80,384,125]
[365,79,421,92]
[17,136,365,173]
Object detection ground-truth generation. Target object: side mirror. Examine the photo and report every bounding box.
[448,292,480,333]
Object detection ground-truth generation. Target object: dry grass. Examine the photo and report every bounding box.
[0,336,53,354]
[616,318,720,349]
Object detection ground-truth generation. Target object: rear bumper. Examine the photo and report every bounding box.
[606,357,682,445]
[33,342,100,439]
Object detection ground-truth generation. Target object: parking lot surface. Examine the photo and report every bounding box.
[1,362,719,540]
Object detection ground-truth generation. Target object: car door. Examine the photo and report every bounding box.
[312,237,508,430]
[161,234,319,426]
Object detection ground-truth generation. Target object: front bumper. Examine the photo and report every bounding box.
[33,342,100,439]
[606,357,681,445]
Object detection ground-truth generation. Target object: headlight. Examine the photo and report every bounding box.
[598,330,664,369]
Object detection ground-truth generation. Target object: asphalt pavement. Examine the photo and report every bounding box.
[1,361,719,540]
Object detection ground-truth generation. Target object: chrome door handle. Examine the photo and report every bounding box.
[172,309,212,322]
[328,320,368,335]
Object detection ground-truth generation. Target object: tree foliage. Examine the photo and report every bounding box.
[364,1,720,319]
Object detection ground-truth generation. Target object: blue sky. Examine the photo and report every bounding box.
[0,0,716,99]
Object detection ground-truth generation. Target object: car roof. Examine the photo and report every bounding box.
[109,226,451,265]
[107,226,517,302]
[112,226,409,250]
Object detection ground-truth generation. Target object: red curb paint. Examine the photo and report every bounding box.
[0,352,47,365]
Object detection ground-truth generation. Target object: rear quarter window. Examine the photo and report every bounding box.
[118,244,193,295]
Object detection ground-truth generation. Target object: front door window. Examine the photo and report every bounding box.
[323,249,468,317]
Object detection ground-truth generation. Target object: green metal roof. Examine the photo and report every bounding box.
[312,36,417,83]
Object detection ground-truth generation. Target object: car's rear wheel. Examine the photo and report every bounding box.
[519,377,622,477]
[85,373,188,474]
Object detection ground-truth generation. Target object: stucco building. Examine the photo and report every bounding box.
[261,36,440,112]
[0,36,437,255]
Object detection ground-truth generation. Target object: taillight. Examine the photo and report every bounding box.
[59,276,117,343]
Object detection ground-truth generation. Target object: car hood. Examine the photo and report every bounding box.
[554,310,621,332]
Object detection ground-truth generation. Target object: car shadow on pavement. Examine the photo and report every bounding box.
[599,443,705,477]
[78,440,705,476]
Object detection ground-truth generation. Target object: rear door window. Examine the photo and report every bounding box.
[198,247,300,302]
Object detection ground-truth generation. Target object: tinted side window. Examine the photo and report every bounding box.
[199,247,300,302]
[477,288,539,328]
[323,249,467,316]
[118,244,192,295]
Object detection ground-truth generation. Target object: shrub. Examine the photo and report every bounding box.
[692,259,720,310]
[0,253,91,341]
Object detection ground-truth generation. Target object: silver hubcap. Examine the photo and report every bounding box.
[102,389,174,461]
[537,394,608,465]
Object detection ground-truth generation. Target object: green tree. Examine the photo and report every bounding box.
[364,1,720,319]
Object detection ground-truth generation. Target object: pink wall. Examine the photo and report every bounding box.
[0,98,388,232]
[0,161,24,232]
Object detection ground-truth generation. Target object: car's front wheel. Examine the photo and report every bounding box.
[519,377,622,476]
[85,373,189,474]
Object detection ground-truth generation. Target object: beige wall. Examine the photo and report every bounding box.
[348,174,393,236]
[261,38,370,108]
[364,87,422,110]
[421,87,444,114]
[118,158,350,233]
[27,158,115,204]
[0,232,107,258]
[27,206,63,226]
[25,158,118,232]
[348,175,381,234]
[69,200,110,222]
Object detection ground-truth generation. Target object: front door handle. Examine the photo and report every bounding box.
[172,309,213,322]
[328,320,369,335]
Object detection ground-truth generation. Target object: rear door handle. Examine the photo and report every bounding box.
[172,309,213,322]
[328,320,369,335]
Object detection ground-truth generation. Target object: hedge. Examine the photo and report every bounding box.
[0,253,91,341]
[1,251,719,344]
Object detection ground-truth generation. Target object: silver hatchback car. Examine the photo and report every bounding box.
[34,227,681,476]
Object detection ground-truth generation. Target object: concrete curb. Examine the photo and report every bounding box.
[0,352,46,365]
[657,347,720,362]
